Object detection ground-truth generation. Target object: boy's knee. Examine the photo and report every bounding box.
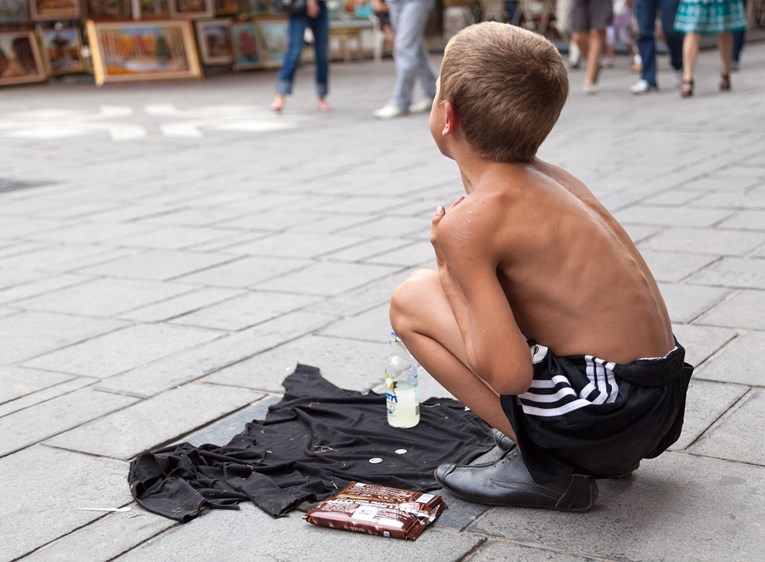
[389,269,436,329]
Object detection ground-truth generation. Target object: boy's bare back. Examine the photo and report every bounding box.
[434,158,674,367]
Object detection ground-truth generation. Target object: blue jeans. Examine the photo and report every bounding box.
[387,0,437,110]
[732,0,747,63]
[635,0,684,87]
[276,3,329,97]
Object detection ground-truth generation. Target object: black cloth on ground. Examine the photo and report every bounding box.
[128,364,494,522]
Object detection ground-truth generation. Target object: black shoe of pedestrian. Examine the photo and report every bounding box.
[490,428,516,452]
[434,449,598,512]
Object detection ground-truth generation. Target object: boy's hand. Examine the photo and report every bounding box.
[307,0,319,17]
[430,196,465,269]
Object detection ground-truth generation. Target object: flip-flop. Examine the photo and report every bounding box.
[317,102,332,113]
[270,102,284,112]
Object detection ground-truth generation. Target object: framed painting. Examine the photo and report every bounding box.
[41,26,85,75]
[240,0,267,16]
[256,18,287,68]
[230,21,262,70]
[214,0,238,15]
[0,0,30,23]
[30,0,81,19]
[139,0,170,18]
[0,30,47,87]
[195,19,232,65]
[87,0,131,19]
[86,19,202,86]
[169,0,213,18]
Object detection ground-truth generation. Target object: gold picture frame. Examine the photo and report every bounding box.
[86,19,202,86]
[30,0,81,20]
[168,0,213,18]
[0,30,47,87]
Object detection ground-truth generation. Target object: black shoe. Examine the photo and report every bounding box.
[434,449,598,512]
[490,428,516,452]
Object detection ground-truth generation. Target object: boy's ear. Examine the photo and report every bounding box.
[443,101,459,137]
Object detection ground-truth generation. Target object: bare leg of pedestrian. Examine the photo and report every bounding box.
[585,29,604,87]
[681,32,699,97]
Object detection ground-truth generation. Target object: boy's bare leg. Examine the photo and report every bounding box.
[390,269,517,441]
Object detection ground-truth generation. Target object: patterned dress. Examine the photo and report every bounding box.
[674,0,747,34]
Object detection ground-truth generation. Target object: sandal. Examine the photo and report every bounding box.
[720,73,731,91]
[680,79,694,98]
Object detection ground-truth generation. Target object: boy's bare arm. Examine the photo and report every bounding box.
[431,199,532,395]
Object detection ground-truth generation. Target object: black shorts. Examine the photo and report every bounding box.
[500,340,693,483]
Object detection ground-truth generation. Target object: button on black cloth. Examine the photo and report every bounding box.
[128,364,494,522]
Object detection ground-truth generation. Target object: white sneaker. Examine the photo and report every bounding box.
[582,81,598,95]
[373,104,408,119]
[409,98,433,113]
[630,79,656,95]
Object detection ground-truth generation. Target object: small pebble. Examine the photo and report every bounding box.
[369,457,383,464]
[395,449,407,455]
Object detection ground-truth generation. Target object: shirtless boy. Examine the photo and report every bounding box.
[389,22,693,511]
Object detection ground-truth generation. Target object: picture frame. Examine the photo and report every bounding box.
[230,21,262,70]
[29,0,80,20]
[256,18,287,68]
[86,0,131,19]
[0,30,47,87]
[168,0,213,18]
[195,18,232,66]
[0,0,30,23]
[40,26,85,75]
[214,0,238,15]
[139,0,170,18]
[240,0,268,16]
[86,19,202,86]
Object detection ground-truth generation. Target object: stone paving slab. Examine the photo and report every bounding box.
[174,255,312,288]
[11,278,194,317]
[0,366,74,404]
[20,507,176,562]
[0,388,138,457]
[115,502,484,562]
[44,383,262,460]
[0,446,132,561]
[168,290,320,331]
[695,290,765,330]
[96,310,336,397]
[77,250,236,282]
[657,282,730,323]
[669,378,749,450]
[23,323,223,378]
[468,453,765,561]
[695,330,765,386]
[689,389,765,465]
[0,375,98,418]
[0,310,126,365]
[202,334,389,393]
[688,257,765,289]
[117,287,245,323]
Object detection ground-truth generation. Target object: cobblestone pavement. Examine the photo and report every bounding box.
[1,41,764,562]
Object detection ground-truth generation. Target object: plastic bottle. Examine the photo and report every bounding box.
[385,332,420,428]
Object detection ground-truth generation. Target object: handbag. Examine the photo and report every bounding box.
[273,0,307,14]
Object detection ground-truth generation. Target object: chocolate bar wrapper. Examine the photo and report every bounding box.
[304,481,447,540]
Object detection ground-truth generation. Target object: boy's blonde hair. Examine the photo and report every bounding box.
[439,22,569,163]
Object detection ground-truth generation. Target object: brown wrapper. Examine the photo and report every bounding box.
[304,481,447,540]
